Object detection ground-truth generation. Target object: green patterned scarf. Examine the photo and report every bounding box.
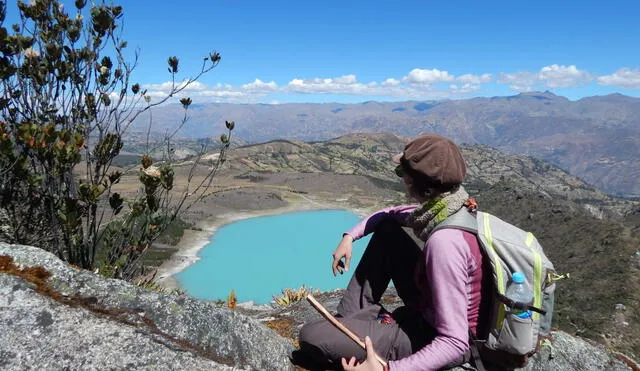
[406,186,469,241]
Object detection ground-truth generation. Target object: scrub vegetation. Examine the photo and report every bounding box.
[0,0,232,280]
[273,286,320,307]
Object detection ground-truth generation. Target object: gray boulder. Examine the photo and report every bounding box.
[526,331,634,371]
[0,243,294,370]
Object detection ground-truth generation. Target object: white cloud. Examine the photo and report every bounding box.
[334,74,357,84]
[285,75,365,94]
[198,90,246,98]
[241,78,277,91]
[498,71,538,92]
[143,80,256,103]
[284,75,388,96]
[456,73,492,84]
[497,65,592,91]
[382,78,400,86]
[596,68,640,89]
[288,78,305,87]
[143,80,207,93]
[143,72,495,104]
[538,64,591,88]
[140,65,637,103]
[283,74,465,99]
[404,68,454,84]
[449,83,480,93]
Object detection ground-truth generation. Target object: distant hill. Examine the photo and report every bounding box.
[222,132,631,217]
[130,92,640,197]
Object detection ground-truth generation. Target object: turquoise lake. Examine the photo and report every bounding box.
[175,209,370,304]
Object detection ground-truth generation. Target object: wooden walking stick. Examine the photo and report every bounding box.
[306,294,388,368]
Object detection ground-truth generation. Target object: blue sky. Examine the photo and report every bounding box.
[5,0,640,103]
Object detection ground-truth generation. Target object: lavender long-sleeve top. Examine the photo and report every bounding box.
[345,205,484,371]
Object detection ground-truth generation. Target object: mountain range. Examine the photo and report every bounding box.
[131,92,640,197]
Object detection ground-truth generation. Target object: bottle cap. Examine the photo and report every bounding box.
[516,310,532,319]
[512,272,525,284]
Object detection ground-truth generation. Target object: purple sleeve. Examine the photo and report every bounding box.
[344,205,417,241]
[389,229,470,371]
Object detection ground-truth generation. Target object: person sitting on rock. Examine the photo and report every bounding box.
[298,133,488,370]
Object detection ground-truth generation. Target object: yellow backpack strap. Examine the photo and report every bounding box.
[480,213,507,329]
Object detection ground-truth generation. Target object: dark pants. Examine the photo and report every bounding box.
[298,219,437,367]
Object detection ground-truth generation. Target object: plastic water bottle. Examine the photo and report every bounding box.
[505,272,533,319]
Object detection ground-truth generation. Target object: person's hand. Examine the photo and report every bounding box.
[332,234,353,276]
[341,336,385,371]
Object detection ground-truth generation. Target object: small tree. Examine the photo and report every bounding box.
[0,0,233,279]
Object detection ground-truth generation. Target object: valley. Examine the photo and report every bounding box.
[128,92,640,197]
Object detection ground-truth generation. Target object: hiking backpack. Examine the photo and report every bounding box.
[434,207,556,369]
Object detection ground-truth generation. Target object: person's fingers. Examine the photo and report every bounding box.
[344,254,351,272]
[341,357,348,369]
[332,255,341,276]
[341,356,357,369]
[331,255,337,276]
[365,336,376,359]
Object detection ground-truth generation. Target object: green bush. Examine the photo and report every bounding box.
[155,217,191,246]
[0,0,233,280]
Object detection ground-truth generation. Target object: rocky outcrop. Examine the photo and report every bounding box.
[0,243,294,370]
[258,290,638,371]
[2,242,638,370]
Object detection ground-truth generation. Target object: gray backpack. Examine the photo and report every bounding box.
[434,208,556,369]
